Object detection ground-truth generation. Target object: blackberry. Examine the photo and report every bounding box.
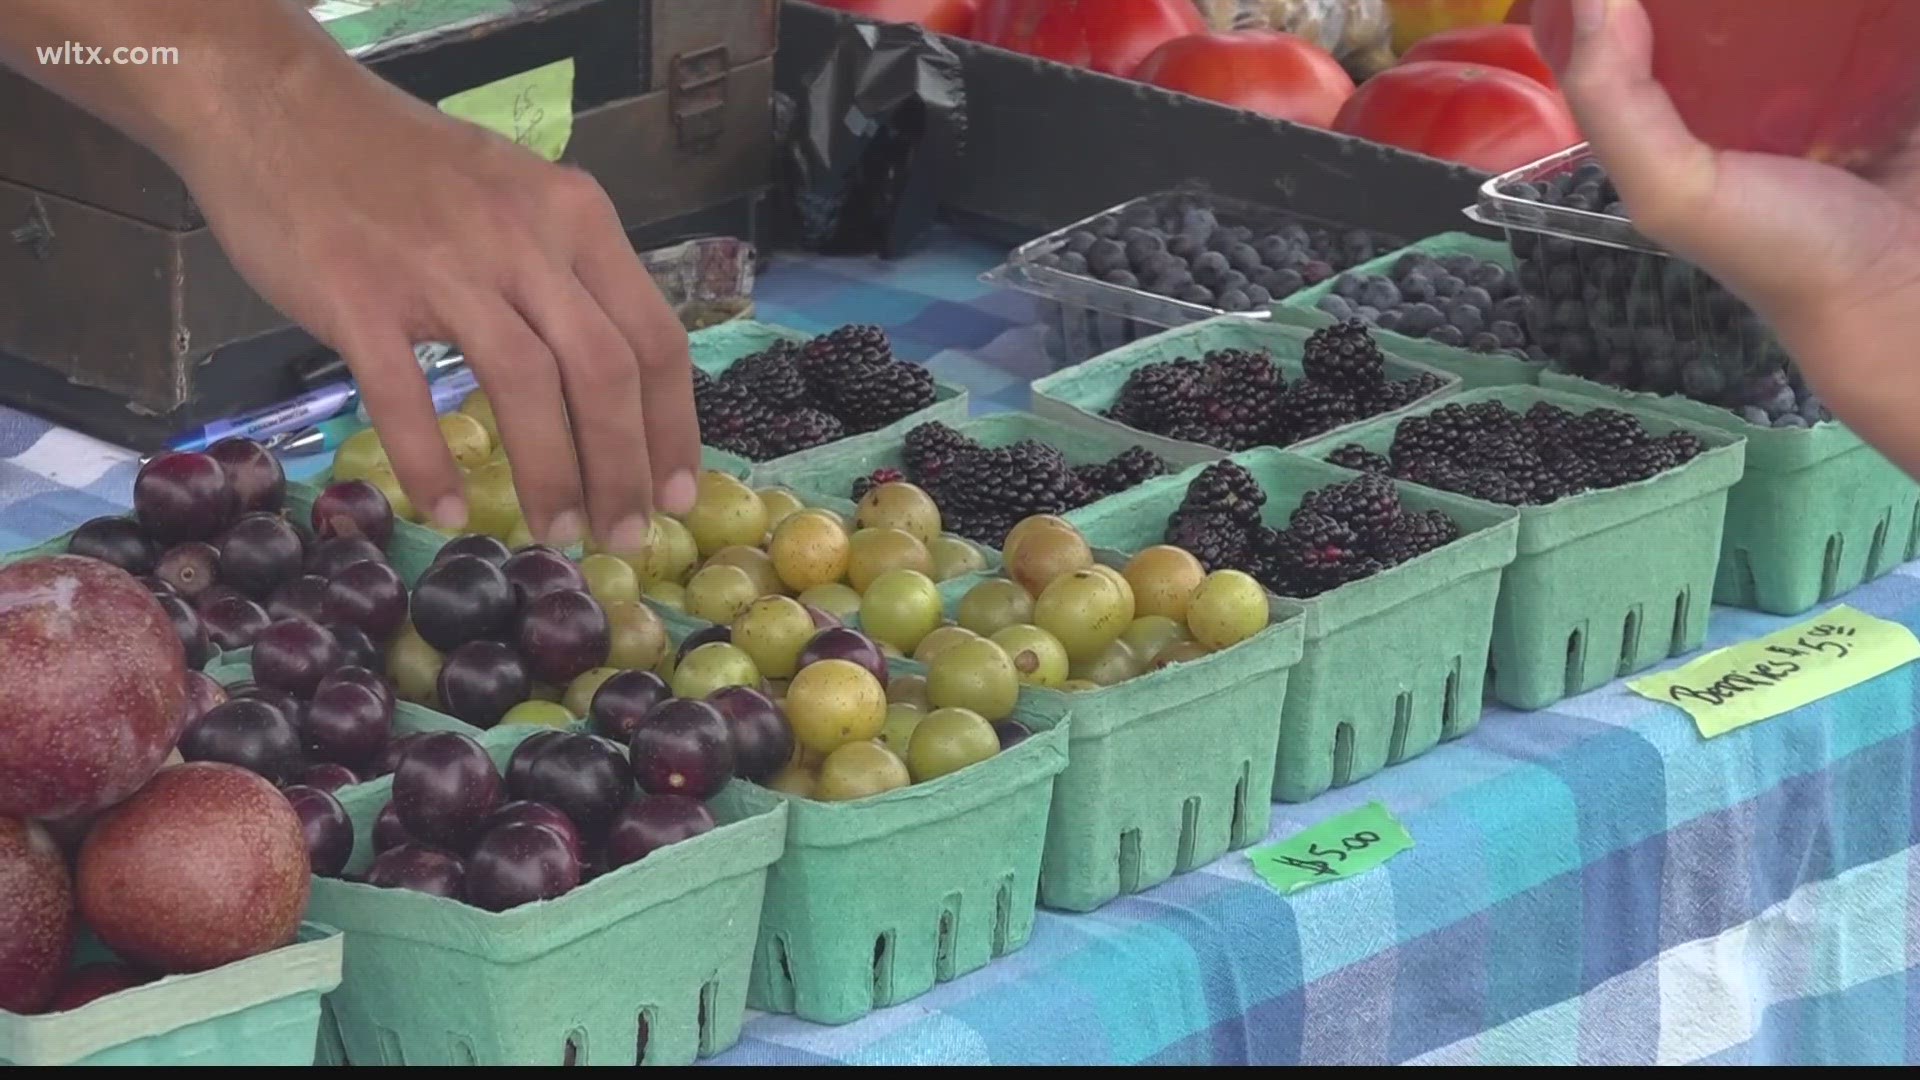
[943,505,1024,548]
[695,378,772,459]
[1165,509,1251,572]
[761,407,845,457]
[1447,467,1532,506]
[720,343,811,410]
[1523,401,1579,443]
[1661,430,1706,464]
[1374,508,1460,565]
[1106,359,1207,431]
[1302,320,1386,389]
[947,441,1084,515]
[902,422,979,485]
[824,360,937,433]
[1275,510,1366,596]
[851,466,906,503]
[1072,445,1170,499]
[1597,441,1680,486]
[1208,348,1286,447]
[1299,473,1401,541]
[1327,444,1392,475]
[1571,408,1645,456]
[1179,460,1266,524]
[1275,381,1359,442]
[1358,372,1448,413]
[798,323,891,387]
[691,367,713,394]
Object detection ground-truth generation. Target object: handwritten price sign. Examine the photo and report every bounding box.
[1247,802,1412,895]
[437,58,575,162]
[1629,604,1920,738]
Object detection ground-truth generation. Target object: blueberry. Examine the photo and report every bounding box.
[1448,304,1485,334]
[1035,253,1062,269]
[1140,251,1185,279]
[1245,284,1273,306]
[1400,302,1446,336]
[1546,299,1581,329]
[1492,295,1529,323]
[1092,216,1122,239]
[1391,253,1432,279]
[1572,161,1608,187]
[1680,359,1726,401]
[1603,201,1627,217]
[1219,289,1253,312]
[1468,332,1501,353]
[1573,182,1604,207]
[1434,275,1466,300]
[1399,273,1436,303]
[1439,254,1478,276]
[1302,261,1335,286]
[1490,320,1526,349]
[1219,269,1250,293]
[1207,230,1240,255]
[1468,262,1512,295]
[1265,268,1306,296]
[1220,243,1259,275]
[1374,309,1403,333]
[1167,234,1203,261]
[1526,345,1552,363]
[1317,294,1355,320]
[1087,238,1127,275]
[1341,230,1377,264]
[1457,285,1494,312]
[1059,252,1089,275]
[1562,192,1594,212]
[1256,237,1291,265]
[1354,306,1381,323]
[1546,264,1581,298]
[1427,324,1467,348]
[1358,277,1401,310]
[1640,355,1679,391]
[1738,405,1772,426]
[1064,230,1098,255]
[1103,268,1140,289]
[1333,274,1365,300]
[1507,348,1534,361]
[1506,181,1542,201]
[1277,223,1312,249]
[1225,225,1253,243]
[1763,383,1798,418]
[1177,283,1216,306]
[1119,203,1158,228]
[1773,413,1810,429]
[1177,206,1218,238]
[1125,232,1167,265]
[1633,326,1672,359]
[1798,395,1828,423]
[1146,272,1188,297]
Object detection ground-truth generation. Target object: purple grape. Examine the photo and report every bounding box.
[140,576,176,597]
[603,794,716,870]
[326,621,381,671]
[324,559,407,641]
[298,761,360,793]
[311,479,394,547]
[432,534,512,568]
[992,719,1033,750]
[802,603,842,630]
[480,800,584,863]
[206,437,287,514]
[156,593,213,668]
[268,574,333,623]
[134,451,236,541]
[410,555,513,652]
[199,593,271,652]
[155,540,221,601]
[515,589,610,686]
[706,686,792,783]
[317,665,396,714]
[436,640,531,728]
[67,516,156,575]
[178,697,303,780]
[629,699,735,800]
[217,512,304,598]
[365,842,465,898]
[252,617,344,697]
[283,784,353,876]
[588,669,670,741]
[391,731,503,850]
[798,627,888,685]
[675,623,732,663]
[501,547,587,611]
[181,670,228,734]
[465,823,582,911]
[306,536,387,579]
[513,732,632,840]
[504,729,569,794]
[372,801,411,852]
[372,731,424,779]
[229,683,303,726]
[304,679,392,770]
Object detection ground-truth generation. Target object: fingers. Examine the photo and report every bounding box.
[334,324,466,529]
[570,191,701,518]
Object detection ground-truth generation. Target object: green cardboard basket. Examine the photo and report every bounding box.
[1029,316,1460,463]
[932,561,1306,912]
[691,320,970,473]
[0,924,343,1066]
[1273,232,1546,390]
[711,694,1070,1026]
[1069,450,1519,804]
[1541,370,1920,615]
[314,725,785,1066]
[749,410,1222,541]
[1294,387,1747,710]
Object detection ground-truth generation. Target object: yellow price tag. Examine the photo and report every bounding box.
[438,58,575,162]
[1628,605,1920,738]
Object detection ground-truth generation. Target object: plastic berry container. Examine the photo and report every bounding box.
[984,188,1403,364]
[1068,449,1519,805]
[1293,386,1746,710]
[1029,315,1461,464]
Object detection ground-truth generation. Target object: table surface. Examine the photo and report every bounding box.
[2,234,1915,1066]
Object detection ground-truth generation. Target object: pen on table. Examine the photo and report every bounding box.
[164,347,468,454]
[275,366,479,457]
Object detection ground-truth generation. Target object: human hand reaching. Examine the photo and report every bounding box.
[1542,0,1920,469]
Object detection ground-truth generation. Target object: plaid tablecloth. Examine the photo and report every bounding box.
[2,235,1915,1065]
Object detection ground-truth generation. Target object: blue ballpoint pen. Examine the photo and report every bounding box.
[275,366,479,456]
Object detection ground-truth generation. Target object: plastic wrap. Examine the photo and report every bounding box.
[1191,0,1393,75]
[776,19,966,257]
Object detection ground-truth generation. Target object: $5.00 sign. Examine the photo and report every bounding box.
[1247,802,1413,895]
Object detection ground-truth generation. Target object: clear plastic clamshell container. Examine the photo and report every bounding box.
[1467,142,1828,430]
[986,187,1402,365]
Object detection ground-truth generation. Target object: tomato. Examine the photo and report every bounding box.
[813,0,977,37]
[1133,31,1354,127]
[973,0,1206,77]
[1532,0,1920,170]
[1398,24,1555,89]
[1332,60,1580,173]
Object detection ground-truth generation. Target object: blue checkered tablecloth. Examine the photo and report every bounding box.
[2,235,1916,1065]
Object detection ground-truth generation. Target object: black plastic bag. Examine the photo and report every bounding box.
[776,19,966,258]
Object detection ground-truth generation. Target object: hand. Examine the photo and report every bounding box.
[1545,0,1920,462]
[175,59,699,552]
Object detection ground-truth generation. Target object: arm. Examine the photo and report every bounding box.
[0,1,700,553]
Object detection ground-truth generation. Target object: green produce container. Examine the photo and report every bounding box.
[1541,370,1919,615]
[1294,387,1747,710]
[314,725,786,1066]
[691,319,970,475]
[749,410,1221,535]
[1273,232,1545,390]
[0,924,343,1066]
[1069,450,1519,804]
[1029,316,1459,463]
[711,696,1070,1026]
[933,562,1306,912]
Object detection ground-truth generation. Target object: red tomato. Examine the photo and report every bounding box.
[813,0,977,37]
[1332,60,1580,173]
[1133,31,1354,126]
[1398,24,1555,89]
[1532,0,1920,169]
[973,0,1206,76]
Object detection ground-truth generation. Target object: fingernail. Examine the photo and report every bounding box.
[1572,0,1610,37]
[660,469,697,514]
[609,514,652,556]
[546,509,586,548]
[431,495,468,530]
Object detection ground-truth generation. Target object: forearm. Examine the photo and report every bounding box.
[0,1,375,179]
